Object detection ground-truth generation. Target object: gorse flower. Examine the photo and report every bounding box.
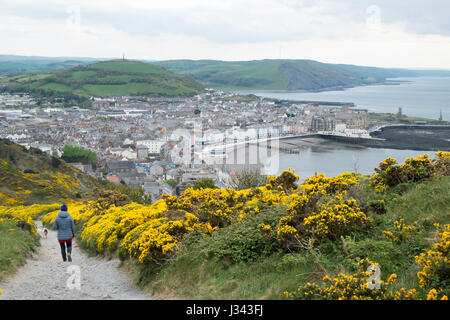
[371,152,449,191]
[284,258,416,300]
[415,223,449,290]
[383,219,420,243]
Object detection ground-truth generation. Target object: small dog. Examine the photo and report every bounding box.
[42,228,48,239]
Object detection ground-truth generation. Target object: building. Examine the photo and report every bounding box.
[136,145,149,160]
[311,116,335,132]
[136,140,166,154]
[92,100,110,109]
[104,160,136,175]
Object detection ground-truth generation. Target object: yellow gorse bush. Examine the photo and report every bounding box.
[0,159,83,205]
[371,151,449,191]
[272,172,364,247]
[41,201,95,226]
[284,258,416,300]
[80,200,169,252]
[415,223,449,290]
[303,198,370,240]
[383,219,420,243]
[0,203,60,237]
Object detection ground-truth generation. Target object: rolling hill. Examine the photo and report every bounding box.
[1,60,205,98]
[153,59,450,91]
[0,55,102,75]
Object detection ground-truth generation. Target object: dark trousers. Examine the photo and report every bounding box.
[59,240,72,261]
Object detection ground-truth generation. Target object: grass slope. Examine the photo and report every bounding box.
[0,55,101,75]
[135,176,450,299]
[1,60,205,98]
[0,220,39,280]
[0,139,104,205]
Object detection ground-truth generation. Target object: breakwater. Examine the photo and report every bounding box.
[319,125,450,151]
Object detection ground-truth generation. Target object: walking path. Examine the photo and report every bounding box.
[0,221,152,300]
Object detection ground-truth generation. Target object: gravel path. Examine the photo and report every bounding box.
[0,221,152,300]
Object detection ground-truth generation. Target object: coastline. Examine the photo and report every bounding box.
[234,78,410,95]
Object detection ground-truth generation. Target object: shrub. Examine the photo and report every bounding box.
[227,169,269,190]
[284,258,417,300]
[267,169,299,193]
[415,223,449,291]
[196,208,286,264]
[51,156,61,168]
[303,197,370,241]
[191,178,217,190]
[371,152,449,191]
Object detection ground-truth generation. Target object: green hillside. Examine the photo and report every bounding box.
[0,55,101,75]
[153,59,450,91]
[1,60,204,98]
[0,139,104,205]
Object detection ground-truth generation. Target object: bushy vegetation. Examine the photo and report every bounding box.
[191,178,218,190]
[227,169,269,190]
[61,145,97,166]
[0,139,106,204]
[2,148,449,300]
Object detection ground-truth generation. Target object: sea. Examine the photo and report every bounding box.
[241,77,450,177]
[263,147,439,179]
[241,77,450,121]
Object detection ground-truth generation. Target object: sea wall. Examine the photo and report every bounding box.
[320,125,450,151]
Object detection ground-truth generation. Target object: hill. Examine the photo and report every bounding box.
[0,55,102,75]
[0,139,105,205]
[0,60,205,99]
[153,59,450,91]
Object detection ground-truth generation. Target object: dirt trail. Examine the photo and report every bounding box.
[0,221,152,300]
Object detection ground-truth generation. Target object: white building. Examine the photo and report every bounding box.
[136,140,166,154]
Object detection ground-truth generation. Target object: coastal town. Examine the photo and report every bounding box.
[0,89,428,202]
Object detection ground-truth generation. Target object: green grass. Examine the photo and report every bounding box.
[71,70,96,80]
[91,60,169,74]
[0,73,51,83]
[383,176,450,225]
[143,252,318,300]
[0,220,39,280]
[40,82,72,92]
[82,83,150,96]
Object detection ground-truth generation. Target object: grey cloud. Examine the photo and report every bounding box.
[2,0,450,44]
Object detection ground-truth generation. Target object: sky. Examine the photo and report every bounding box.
[1,0,450,69]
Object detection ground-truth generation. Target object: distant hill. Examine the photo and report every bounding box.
[0,60,205,98]
[0,55,103,75]
[153,59,450,91]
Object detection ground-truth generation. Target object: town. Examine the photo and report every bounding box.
[0,89,374,202]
